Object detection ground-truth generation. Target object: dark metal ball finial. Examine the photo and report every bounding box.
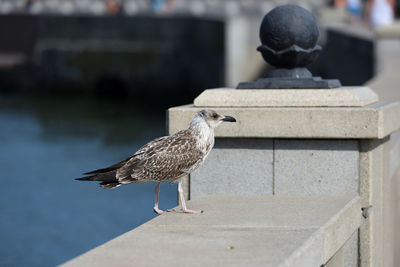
[257,4,321,68]
[237,4,341,89]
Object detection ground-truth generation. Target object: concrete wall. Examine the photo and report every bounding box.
[191,139,359,198]
[367,22,400,267]
[191,138,273,197]
[190,138,360,267]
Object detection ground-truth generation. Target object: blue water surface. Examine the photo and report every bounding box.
[0,96,177,266]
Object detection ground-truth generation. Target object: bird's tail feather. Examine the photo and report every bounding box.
[75,172,120,189]
[75,175,98,181]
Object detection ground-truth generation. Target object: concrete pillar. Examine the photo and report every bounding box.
[325,247,344,267]
[366,22,400,267]
[168,86,400,266]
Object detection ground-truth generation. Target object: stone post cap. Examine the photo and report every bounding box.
[194,86,378,107]
[169,100,400,139]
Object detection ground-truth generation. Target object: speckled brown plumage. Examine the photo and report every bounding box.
[76,109,236,214]
[117,130,205,183]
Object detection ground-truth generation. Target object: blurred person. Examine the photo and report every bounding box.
[334,0,347,8]
[333,0,363,23]
[365,0,395,27]
[150,0,174,13]
[347,0,362,18]
[105,0,123,15]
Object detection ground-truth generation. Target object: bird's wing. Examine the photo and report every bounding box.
[135,136,169,154]
[82,136,168,175]
[116,130,203,182]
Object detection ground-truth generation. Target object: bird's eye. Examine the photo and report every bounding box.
[212,113,218,119]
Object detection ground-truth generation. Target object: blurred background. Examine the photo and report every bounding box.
[0,0,399,266]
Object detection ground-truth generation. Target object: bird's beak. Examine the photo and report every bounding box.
[222,116,236,122]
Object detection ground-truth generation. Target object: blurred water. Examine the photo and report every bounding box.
[0,95,177,267]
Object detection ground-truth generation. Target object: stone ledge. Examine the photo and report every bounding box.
[375,22,400,39]
[61,195,361,267]
[194,87,378,107]
[168,102,400,139]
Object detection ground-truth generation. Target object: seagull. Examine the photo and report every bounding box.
[76,109,236,214]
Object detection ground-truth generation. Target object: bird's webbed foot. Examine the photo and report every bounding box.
[153,207,164,215]
[182,208,203,214]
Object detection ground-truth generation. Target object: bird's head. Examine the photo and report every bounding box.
[191,109,236,129]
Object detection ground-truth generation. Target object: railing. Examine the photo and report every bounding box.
[60,9,400,267]
[61,195,361,267]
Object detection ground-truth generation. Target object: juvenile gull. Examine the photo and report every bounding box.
[76,109,236,214]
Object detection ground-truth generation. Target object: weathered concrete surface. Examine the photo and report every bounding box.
[389,131,400,178]
[343,231,359,267]
[168,102,400,139]
[325,247,344,267]
[323,197,361,263]
[393,167,400,266]
[194,87,378,107]
[61,195,361,267]
[188,138,360,265]
[359,138,391,267]
[186,139,359,200]
[274,140,359,195]
[368,24,400,267]
[191,139,273,198]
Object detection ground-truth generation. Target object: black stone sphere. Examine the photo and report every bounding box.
[260,5,319,51]
[257,4,321,68]
[236,4,342,89]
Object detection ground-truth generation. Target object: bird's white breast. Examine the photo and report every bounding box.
[194,122,215,161]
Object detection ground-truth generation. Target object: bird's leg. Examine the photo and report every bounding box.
[153,182,164,215]
[178,181,202,214]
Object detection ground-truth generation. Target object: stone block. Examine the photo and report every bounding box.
[281,231,324,267]
[343,231,359,267]
[323,197,361,263]
[379,102,400,140]
[393,168,400,266]
[63,225,318,267]
[382,139,394,267]
[359,138,390,267]
[168,102,400,139]
[325,247,344,267]
[390,131,400,177]
[148,195,355,229]
[190,138,273,199]
[62,195,360,267]
[274,140,359,195]
[194,87,378,107]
